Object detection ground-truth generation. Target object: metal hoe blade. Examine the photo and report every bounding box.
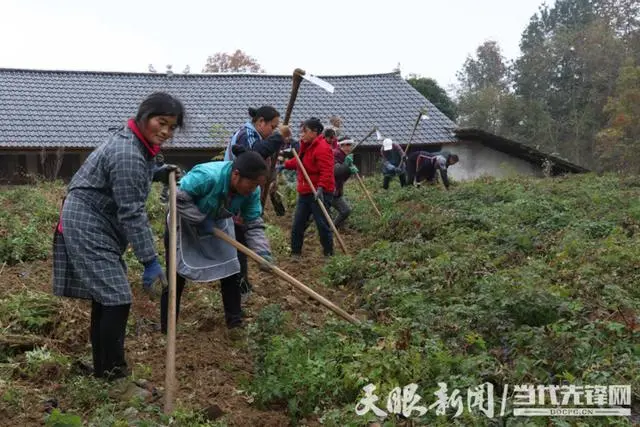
[300,73,335,93]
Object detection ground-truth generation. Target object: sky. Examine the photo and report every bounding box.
[1,0,553,93]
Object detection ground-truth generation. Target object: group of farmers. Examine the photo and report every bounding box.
[51,93,459,396]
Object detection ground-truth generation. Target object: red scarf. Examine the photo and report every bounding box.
[128,118,162,157]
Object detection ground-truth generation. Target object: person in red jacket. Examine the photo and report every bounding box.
[284,117,336,257]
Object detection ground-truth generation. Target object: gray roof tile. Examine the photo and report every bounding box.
[0,68,457,149]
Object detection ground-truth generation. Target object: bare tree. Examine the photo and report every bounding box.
[202,50,265,73]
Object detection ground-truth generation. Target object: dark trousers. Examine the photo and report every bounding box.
[331,196,352,228]
[383,173,407,189]
[90,300,130,380]
[160,274,243,333]
[161,230,242,333]
[291,194,334,256]
[234,223,252,293]
[406,160,435,185]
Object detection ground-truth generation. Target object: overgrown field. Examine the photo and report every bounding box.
[0,173,638,426]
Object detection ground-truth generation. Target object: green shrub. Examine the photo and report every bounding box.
[0,290,61,335]
[0,183,62,264]
[250,173,640,424]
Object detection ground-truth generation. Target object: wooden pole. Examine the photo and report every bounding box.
[284,69,305,125]
[351,127,377,152]
[403,111,425,157]
[164,171,178,414]
[354,173,382,218]
[291,148,348,255]
[212,229,360,324]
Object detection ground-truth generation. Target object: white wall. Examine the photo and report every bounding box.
[445,140,544,181]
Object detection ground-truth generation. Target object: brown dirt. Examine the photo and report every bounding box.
[0,201,372,427]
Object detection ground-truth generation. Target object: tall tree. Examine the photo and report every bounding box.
[202,49,264,73]
[457,41,509,92]
[451,0,640,169]
[509,0,634,167]
[595,61,640,173]
[406,75,458,121]
[455,41,512,133]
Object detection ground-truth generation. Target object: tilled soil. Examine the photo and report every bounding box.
[0,203,370,427]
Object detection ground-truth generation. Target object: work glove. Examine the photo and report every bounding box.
[152,164,181,185]
[315,187,325,203]
[142,258,166,300]
[257,251,274,272]
[197,217,215,235]
[322,192,334,210]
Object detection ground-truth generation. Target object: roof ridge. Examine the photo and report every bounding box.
[0,67,401,79]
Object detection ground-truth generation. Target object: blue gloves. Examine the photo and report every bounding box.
[259,252,273,264]
[142,258,166,299]
[257,251,274,272]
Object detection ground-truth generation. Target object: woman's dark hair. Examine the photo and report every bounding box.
[324,128,336,139]
[248,106,280,123]
[303,117,324,134]
[231,145,268,179]
[136,92,185,128]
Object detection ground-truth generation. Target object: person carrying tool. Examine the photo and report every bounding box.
[251,123,291,218]
[380,138,407,189]
[224,106,280,302]
[224,106,280,160]
[52,92,184,383]
[284,117,336,257]
[160,145,273,339]
[251,124,291,160]
[331,136,358,228]
[406,151,459,190]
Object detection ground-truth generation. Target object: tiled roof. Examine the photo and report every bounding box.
[0,68,457,149]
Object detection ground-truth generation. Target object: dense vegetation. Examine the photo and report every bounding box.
[1,174,638,425]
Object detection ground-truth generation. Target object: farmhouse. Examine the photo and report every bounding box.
[0,68,587,183]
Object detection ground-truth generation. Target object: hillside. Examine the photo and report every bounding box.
[0,174,638,426]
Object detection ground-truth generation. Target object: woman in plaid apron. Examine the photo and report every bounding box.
[53,92,184,381]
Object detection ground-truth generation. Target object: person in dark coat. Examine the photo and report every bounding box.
[284,117,336,257]
[332,137,359,228]
[380,138,407,189]
[53,92,184,381]
[406,151,459,190]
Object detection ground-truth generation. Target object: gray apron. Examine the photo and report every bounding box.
[174,211,240,283]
